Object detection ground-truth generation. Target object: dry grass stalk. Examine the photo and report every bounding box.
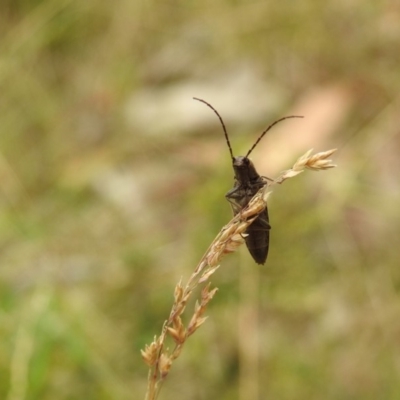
[142,149,337,400]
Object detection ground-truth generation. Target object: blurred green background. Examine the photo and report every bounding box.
[1,1,400,399]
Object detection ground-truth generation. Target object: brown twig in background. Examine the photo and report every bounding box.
[142,149,337,400]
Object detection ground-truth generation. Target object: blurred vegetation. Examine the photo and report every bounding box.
[1,1,400,399]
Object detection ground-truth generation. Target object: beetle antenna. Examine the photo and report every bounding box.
[245,115,304,158]
[193,97,234,160]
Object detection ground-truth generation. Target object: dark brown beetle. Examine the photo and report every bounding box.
[194,97,302,264]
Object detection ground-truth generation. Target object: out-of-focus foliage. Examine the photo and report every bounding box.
[1,1,399,399]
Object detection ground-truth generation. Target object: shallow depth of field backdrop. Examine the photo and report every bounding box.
[1,1,400,399]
